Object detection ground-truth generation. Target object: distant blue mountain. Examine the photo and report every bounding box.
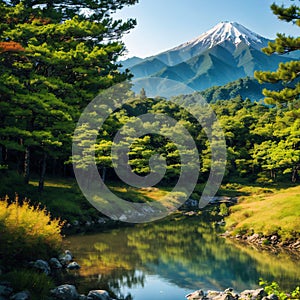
[119,22,298,97]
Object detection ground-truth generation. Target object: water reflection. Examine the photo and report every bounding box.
[66,216,300,299]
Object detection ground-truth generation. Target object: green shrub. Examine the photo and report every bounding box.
[260,280,300,300]
[219,203,229,216]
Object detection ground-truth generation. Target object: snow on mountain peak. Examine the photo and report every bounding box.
[173,21,265,52]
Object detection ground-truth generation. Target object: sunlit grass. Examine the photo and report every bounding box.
[226,185,300,240]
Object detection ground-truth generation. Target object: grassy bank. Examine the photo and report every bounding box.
[225,184,300,242]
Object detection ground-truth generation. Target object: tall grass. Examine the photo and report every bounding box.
[0,195,64,266]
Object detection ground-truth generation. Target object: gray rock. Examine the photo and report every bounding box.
[79,295,87,300]
[49,258,63,269]
[87,290,111,300]
[59,251,73,266]
[10,290,30,300]
[240,288,267,300]
[67,262,81,270]
[50,284,79,300]
[0,285,13,297]
[33,259,51,275]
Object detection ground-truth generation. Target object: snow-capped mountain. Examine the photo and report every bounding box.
[120,22,297,96]
[173,21,268,51]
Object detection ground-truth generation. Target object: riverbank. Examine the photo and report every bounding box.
[223,184,300,251]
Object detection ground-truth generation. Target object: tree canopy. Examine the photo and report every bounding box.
[255,1,300,105]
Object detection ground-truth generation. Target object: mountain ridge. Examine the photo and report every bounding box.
[120,21,298,97]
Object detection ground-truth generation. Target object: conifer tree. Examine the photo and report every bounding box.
[0,0,138,189]
[255,2,300,105]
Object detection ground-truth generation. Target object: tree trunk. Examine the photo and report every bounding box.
[292,165,299,183]
[38,152,47,192]
[24,147,30,184]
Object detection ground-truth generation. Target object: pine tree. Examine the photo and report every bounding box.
[254,2,300,105]
[0,0,138,189]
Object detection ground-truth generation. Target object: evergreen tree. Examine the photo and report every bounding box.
[255,2,300,105]
[0,0,138,189]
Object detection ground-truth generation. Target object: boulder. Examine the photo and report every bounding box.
[33,259,51,275]
[0,284,13,297]
[50,284,79,300]
[87,290,111,300]
[49,258,63,270]
[67,262,81,270]
[10,290,30,300]
[240,288,267,300]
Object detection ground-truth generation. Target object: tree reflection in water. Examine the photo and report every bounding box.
[66,216,300,299]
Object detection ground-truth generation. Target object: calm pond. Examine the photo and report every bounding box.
[65,216,300,300]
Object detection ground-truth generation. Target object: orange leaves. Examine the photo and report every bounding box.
[0,41,25,53]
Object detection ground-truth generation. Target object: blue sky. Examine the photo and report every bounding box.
[114,0,299,59]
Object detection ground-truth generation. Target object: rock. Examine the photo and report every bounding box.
[212,293,236,300]
[79,295,87,300]
[49,258,63,269]
[67,262,81,270]
[270,235,278,243]
[185,198,199,207]
[59,250,73,266]
[72,220,79,226]
[10,290,30,300]
[185,290,205,299]
[216,220,226,226]
[240,288,267,299]
[33,259,51,275]
[97,218,106,224]
[262,295,279,300]
[50,284,79,300]
[247,234,260,243]
[207,290,221,298]
[0,284,13,297]
[87,290,111,300]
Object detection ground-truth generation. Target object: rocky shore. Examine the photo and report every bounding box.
[220,231,300,253]
[186,288,278,300]
[0,250,118,300]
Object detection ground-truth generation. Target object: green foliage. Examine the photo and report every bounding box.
[219,203,229,216]
[2,270,55,300]
[0,0,137,188]
[260,279,300,300]
[254,2,300,105]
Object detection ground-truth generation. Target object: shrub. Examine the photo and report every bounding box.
[0,195,64,265]
[260,280,300,300]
